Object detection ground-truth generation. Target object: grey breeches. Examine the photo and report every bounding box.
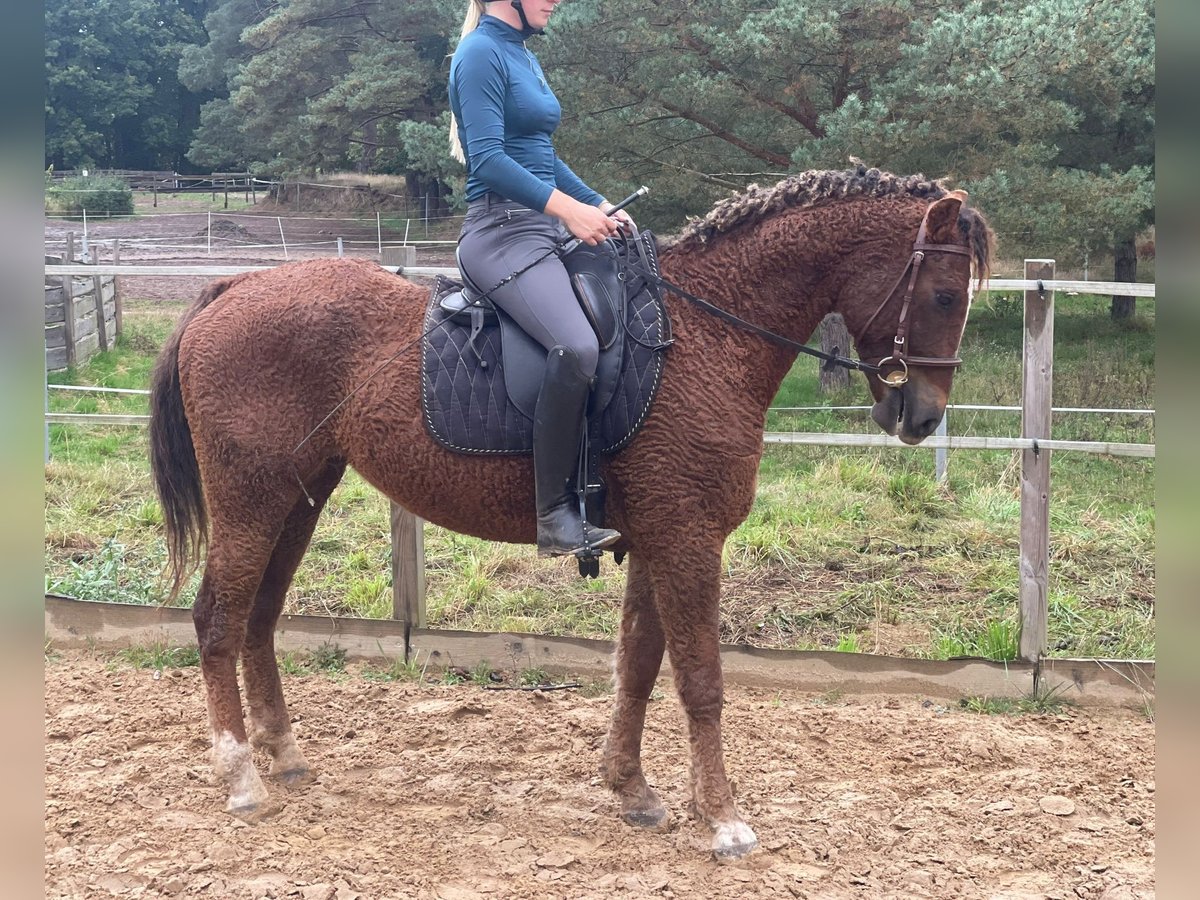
[457,199,599,377]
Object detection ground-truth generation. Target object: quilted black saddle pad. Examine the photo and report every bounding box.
[421,238,671,455]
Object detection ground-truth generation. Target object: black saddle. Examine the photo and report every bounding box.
[421,229,672,457]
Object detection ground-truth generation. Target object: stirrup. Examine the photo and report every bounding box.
[575,545,603,579]
[574,525,619,579]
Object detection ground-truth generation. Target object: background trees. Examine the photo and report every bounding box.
[45,0,1154,288]
[45,0,209,171]
[177,0,460,204]
[543,1,1153,282]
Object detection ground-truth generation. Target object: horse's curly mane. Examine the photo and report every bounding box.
[670,161,994,277]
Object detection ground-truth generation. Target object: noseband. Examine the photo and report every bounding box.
[853,206,974,387]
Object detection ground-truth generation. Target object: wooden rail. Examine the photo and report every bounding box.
[43,595,1154,708]
[41,262,1161,300]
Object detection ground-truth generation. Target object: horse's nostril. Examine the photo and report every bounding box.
[918,417,941,437]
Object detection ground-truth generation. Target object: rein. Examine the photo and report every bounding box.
[629,205,972,386]
[633,267,878,375]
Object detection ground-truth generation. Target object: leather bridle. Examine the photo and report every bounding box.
[633,204,974,388]
[852,205,974,387]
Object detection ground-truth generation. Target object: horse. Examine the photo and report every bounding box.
[148,165,992,860]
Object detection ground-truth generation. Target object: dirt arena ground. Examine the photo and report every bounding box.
[45,207,458,307]
[45,651,1154,899]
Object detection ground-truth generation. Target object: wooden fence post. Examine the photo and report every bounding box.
[1019,259,1055,663]
[112,240,122,338]
[92,246,109,353]
[63,233,77,369]
[391,502,427,630]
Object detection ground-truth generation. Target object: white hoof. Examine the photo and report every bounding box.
[712,820,758,861]
[212,731,270,813]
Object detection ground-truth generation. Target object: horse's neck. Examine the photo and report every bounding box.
[659,210,845,422]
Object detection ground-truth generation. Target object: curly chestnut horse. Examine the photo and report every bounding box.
[149,167,992,859]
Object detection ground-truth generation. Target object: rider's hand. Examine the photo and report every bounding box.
[545,191,621,246]
[600,200,636,233]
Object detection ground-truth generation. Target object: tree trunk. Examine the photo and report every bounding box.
[818,313,852,393]
[360,120,377,174]
[1111,235,1137,320]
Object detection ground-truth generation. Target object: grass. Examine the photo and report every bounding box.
[520,666,554,687]
[959,681,1074,716]
[113,643,200,670]
[274,644,350,677]
[44,293,1154,660]
[931,619,1020,661]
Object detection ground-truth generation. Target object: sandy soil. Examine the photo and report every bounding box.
[45,651,1154,899]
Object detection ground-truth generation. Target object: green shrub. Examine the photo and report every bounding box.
[46,176,134,216]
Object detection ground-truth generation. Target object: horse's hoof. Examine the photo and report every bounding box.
[226,799,279,824]
[622,805,671,832]
[270,767,313,788]
[712,821,759,862]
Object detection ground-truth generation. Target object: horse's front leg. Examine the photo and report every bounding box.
[651,546,757,860]
[601,552,669,830]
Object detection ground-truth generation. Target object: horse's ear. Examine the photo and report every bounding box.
[925,191,967,243]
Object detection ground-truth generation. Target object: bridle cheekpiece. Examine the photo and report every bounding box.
[851,204,974,387]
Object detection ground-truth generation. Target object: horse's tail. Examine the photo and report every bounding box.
[148,278,234,600]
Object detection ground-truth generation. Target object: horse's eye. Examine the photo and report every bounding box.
[935,291,957,309]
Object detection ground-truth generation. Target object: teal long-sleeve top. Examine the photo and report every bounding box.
[449,15,603,211]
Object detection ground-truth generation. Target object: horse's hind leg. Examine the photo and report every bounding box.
[651,548,758,860]
[242,459,346,785]
[193,518,283,819]
[601,552,670,830]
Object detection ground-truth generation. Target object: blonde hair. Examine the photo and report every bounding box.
[449,1,489,165]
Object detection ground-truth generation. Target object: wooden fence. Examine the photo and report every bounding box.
[48,169,254,191]
[44,235,121,371]
[42,256,1155,671]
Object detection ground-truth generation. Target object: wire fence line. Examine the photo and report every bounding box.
[44,384,1152,420]
[42,408,1155,458]
[45,387,1156,458]
[46,215,460,264]
[45,239,458,255]
[45,210,471,224]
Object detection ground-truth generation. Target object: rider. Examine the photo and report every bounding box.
[449,0,632,557]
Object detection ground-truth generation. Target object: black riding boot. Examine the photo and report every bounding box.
[535,346,621,557]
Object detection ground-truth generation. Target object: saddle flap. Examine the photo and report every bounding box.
[561,241,622,350]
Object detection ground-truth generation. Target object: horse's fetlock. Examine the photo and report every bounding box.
[600,757,641,790]
[247,724,278,753]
